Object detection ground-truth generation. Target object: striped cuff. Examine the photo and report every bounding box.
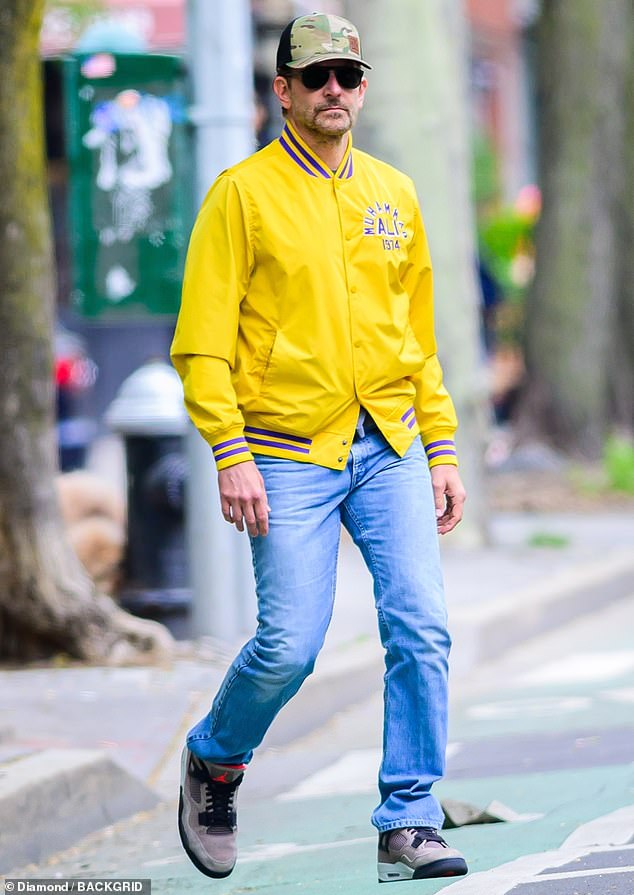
[210,435,253,470]
[424,437,458,468]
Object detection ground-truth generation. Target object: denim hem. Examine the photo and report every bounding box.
[185,737,252,767]
[373,819,445,834]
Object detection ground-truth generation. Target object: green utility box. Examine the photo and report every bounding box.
[63,53,192,318]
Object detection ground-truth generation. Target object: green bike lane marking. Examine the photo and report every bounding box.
[137,762,633,894]
[448,646,634,743]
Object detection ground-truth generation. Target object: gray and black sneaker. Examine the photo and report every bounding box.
[378,827,468,882]
[178,747,245,878]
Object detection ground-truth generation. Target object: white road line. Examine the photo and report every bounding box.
[467,696,591,721]
[278,744,462,802]
[447,741,463,760]
[438,847,609,894]
[142,836,377,868]
[240,836,375,863]
[278,748,380,801]
[602,686,634,704]
[518,651,634,686]
[534,865,634,881]
[440,805,634,894]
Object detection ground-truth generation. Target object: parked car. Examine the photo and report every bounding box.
[55,325,98,471]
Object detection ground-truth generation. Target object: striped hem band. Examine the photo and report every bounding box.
[245,426,312,456]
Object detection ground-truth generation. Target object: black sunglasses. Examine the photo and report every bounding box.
[286,65,364,91]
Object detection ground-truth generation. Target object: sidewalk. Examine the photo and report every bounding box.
[1,510,633,873]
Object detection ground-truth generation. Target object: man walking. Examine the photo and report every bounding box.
[171,13,468,883]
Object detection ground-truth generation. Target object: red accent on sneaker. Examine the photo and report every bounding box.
[211,764,246,783]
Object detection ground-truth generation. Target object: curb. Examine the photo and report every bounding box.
[270,550,634,739]
[0,749,158,874]
[449,549,634,676]
[259,551,634,749]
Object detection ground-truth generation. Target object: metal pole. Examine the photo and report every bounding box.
[185,0,257,641]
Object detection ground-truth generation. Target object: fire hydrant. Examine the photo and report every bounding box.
[106,359,191,637]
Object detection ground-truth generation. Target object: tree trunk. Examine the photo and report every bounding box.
[521,1,632,456]
[0,1,172,663]
[345,0,489,545]
[611,13,634,431]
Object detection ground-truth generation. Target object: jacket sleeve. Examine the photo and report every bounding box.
[170,173,255,470]
[402,194,459,468]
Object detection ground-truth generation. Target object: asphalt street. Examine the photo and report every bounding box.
[6,592,633,894]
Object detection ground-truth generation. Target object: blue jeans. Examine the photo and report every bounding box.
[187,429,450,832]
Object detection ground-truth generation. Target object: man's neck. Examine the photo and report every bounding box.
[287,119,349,172]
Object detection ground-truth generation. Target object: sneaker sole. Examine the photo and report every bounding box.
[177,789,236,879]
[378,857,468,882]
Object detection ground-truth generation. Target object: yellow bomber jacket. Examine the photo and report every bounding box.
[171,121,458,472]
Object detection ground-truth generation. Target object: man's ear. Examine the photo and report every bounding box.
[273,75,292,114]
[357,76,368,110]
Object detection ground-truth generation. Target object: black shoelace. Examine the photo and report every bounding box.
[380,826,447,850]
[409,827,446,848]
[191,760,243,831]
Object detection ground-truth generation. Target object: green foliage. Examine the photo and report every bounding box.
[477,208,536,346]
[44,0,104,33]
[479,210,536,299]
[603,435,634,494]
[470,131,538,348]
[472,132,500,207]
[528,532,570,548]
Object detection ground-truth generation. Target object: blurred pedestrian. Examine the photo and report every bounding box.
[478,252,503,355]
[171,12,467,884]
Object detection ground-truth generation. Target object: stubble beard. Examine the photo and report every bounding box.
[308,103,356,139]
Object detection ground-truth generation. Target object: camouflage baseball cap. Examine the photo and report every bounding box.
[276,13,372,71]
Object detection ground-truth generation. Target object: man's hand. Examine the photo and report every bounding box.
[218,461,270,537]
[430,465,466,535]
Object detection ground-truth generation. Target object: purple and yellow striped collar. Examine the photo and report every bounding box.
[279,122,354,181]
